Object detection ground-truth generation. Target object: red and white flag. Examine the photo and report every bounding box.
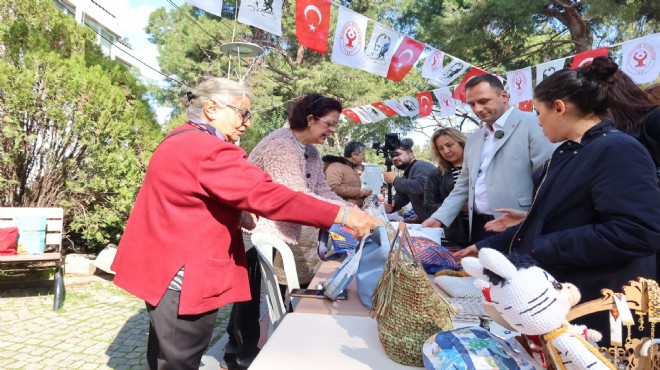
[186,0,223,16]
[570,47,609,69]
[430,58,469,86]
[398,96,419,117]
[352,107,373,123]
[506,67,533,104]
[386,36,425,82]
[360,104,388,122]
[417,91,434,118]
[362,24,400,77]
[383,99,408,116]
[535,58,566,86]
[421,47,445,80]
[432,88,456,118]
[238,0,283,36]
[518,100,533,112]
[372,102,398,117]
[621,34,660,84]
[295,0,332,54]
[341,109,360,123]
[452,67,487,102]
[331,7,368,69]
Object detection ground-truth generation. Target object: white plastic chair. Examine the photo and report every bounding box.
[253,247,286,335]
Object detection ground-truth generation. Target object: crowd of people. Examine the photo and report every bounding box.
[110,56,659,369]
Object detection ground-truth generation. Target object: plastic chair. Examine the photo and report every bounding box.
[254,247,286,335]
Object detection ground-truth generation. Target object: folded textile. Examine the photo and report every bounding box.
[433,276,482,299]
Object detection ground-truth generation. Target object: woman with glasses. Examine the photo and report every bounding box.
[110,80,381,370]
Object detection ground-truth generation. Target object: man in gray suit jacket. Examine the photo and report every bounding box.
[422,74,555,243]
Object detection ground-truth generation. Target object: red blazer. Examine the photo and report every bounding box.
[111,125,338,315]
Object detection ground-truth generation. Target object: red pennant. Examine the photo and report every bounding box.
[295,0,332,54]
[416,91,434,117]
[386,37,425,82]
[570,47,609,69]
[452,67,488,102]
[518,100,533,112]
[341,109,360,123]
[371,102,397,117]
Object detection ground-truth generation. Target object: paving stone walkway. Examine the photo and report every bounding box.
[0,275,231,369]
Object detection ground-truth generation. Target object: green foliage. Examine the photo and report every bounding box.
[0,0,163,252]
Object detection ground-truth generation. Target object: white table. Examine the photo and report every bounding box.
[249,312,425,370]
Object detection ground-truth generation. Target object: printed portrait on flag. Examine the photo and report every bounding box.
[399,96,419,117]
[432,88,456,118]
[535,58,566,86]
[360,104,388,122]
[431,58,469,86]
[295,0,332,54]
[238,0,283,36]
[383,99,408,116]
[331,7,368,69]
[621,35,660,84]
[422,47,445,80]
[506,67,533,104]
[362,24,400,76]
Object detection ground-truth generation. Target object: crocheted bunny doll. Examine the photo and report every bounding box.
[462,248,615,370]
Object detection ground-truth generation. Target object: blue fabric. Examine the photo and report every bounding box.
[317,224,359,261]
[15,215,46,255]
[355,226,390,310]
[323,238,365,300]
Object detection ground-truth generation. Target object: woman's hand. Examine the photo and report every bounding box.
[421,217,442,228]
[452,245,478,260]
[238,211,258,230]
[484,208,527,232]
[335,207,383,238]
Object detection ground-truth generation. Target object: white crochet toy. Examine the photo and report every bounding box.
[462,248,615,370]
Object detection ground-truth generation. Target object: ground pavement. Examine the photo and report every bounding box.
[0,274,234,369]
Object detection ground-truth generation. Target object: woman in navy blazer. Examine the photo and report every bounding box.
[458,58,660,342]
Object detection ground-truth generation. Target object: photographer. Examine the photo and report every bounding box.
[383,138,436,222]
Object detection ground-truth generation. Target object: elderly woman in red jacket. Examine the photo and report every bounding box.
[110,78,381,370]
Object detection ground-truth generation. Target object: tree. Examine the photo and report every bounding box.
[0,0,163,252]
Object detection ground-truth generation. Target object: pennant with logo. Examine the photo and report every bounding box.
[351,107,373,123]
[295,0,332,54]
[341,109,360,123]
[421,47,445,80]
[331,7,368,69]
[360,104,388,122]
[238,0,283,36]
[535,58,566,86]
[417,91,434,118]
[430,58,469,86]
[452,67,488,102]
[386,36,425,82]
[506,67,533,104]
[398,96,419,117]
[362,24,401,77]
[372,102,398,117]
[570,47,609,69]
[432,88,456,118]
[383,99,408,116]
[186,0,223,16]
[518,100,533,112]
[621,34,660,84]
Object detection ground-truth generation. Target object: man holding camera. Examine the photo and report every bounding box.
[383,138,436,222]
[421,74,555,243]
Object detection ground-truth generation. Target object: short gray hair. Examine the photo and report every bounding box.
[184,78,252,119]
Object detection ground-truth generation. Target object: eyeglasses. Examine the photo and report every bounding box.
[226,104,252,124]
[315,116,339,129]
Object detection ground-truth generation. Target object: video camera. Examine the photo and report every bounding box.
[372,133,402,204]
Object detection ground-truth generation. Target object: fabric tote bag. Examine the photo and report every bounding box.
[355,225,391,310]
[323,237,366,300]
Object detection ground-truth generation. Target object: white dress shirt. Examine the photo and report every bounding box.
[474,106,514,215]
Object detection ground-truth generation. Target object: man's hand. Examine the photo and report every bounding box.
[383,172,397,185]
[421,217,442,228]
[360,188,373,198]
[453,245,478,260]
[238,211,258,230]
[484,208,527,232]
[384,201,395,213]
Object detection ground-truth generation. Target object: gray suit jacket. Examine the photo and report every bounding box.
[430,108,556,237]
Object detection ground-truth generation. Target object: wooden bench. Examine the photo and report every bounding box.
[0,207,65,311]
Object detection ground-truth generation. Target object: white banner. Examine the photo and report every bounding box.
[621,34,660,84]
[421,47,445,80]
[186,0,223,16]
[383,99,408,116]
[360,104,388,122]
[362,24,400,77]
[331,7,368,70]
[238,0,283,36]
[506,67,533,104]
[432,88,456,118]
[429,58,469,86]
[535,58,565,86]
[351,107,373,123]
[398,96,419,117]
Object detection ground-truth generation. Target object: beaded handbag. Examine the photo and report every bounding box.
[371,222,457,367]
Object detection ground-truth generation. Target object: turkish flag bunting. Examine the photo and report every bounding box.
[518,100,533,112]
[452,67,488,102]
[295,0,332,54]
[417,91,434,118]
[570,47,609,69]
[372,102,398,117]
[341,109,360,123]
[386,36,425,82]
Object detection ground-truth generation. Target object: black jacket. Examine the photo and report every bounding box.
[423,169,469,246]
